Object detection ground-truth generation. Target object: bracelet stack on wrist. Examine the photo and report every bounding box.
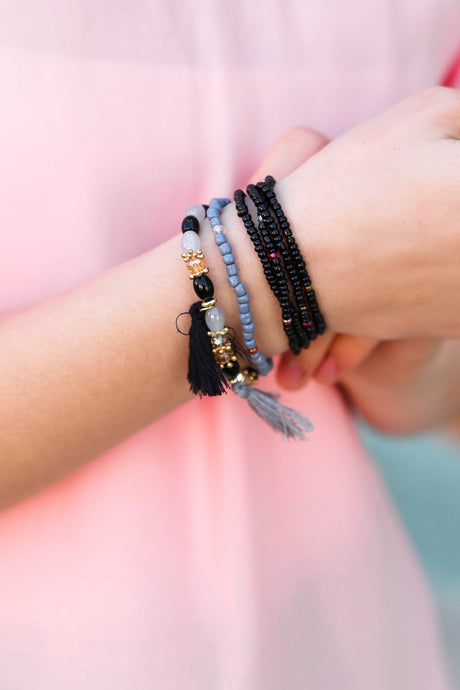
[176,178,325,440]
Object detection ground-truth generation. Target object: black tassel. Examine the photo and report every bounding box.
[187,302,230,396]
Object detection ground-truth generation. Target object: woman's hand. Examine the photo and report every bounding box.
[251,119,460,435]
[276,86,460,340]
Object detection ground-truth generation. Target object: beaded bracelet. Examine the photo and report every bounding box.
[246,183,312,349]
[180,204,235,395]
[235,177,326,356]
[258,176,326,336]
[234,188,303,355]
[178,203,314,440]
[207,197,273,377]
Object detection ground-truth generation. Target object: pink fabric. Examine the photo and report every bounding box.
[0,1,459,687]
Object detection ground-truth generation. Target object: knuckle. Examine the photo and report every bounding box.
[283,126,329,150]
[410,85,460,121]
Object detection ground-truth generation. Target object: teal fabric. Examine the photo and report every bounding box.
[356,424,460,687]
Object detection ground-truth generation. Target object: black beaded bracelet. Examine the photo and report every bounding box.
[234,188,303,355]
[259,176,326,336]
[234,176,326,356]
[246,182,313,348]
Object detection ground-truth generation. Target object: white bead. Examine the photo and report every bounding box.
[212,224,225,234]
[185,204,206,223]
[205,306,225,332]
[181,230,201,253]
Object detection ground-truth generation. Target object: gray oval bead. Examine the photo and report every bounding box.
[226,264,238,276]
[239,312,252,325]
[205,306,225,332]
[234,282,246,296]
[236,292,250,304]
[214,232,227,246]
[238,303,250,314]
[219,242,232,255]
[228,275,240,288]
[185,204,206,223]
[181,230,200,253]
[223,253,235,265]
[245,338,257,349]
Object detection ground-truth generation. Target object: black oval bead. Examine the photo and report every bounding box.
[181,215,200,234]
[225,360,241,380]
[193,274,214,300]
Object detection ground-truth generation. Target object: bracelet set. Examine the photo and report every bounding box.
[177,177,325,441]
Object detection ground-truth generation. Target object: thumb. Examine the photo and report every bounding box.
[248,126,329,183]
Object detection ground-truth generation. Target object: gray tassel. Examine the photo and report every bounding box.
[232,382,314,440]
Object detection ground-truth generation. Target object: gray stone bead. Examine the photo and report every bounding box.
[219,242,232,255]
[185,204,206,223]
[223,253,235,265]
[228,275,240,288]
[181,230,200,253]
[205,306,225,332]
[239,312,252,325]
[242,324,255,335]
[226,264,238,276]
[214,232,227,246]
[236,293,250,304]
[234,282,247,296]
[245,338,257,349]
[238,303,250,314]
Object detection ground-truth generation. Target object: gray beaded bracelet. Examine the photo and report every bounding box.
[207,197,273,377]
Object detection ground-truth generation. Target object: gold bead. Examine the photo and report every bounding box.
[230,372,245,385]
[243,368,259,386]
[199,298,217,311]
[247,346,259,354]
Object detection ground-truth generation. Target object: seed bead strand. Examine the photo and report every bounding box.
[246,183,312,349]
[234,188,302,355]
[260,176,326,336]
[207,197,273,376]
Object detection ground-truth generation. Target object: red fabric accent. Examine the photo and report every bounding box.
[440,46,460,87]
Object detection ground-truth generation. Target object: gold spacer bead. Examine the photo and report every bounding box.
[207,328,229,337]
[247,346,259,355]
[305,286,313,292]
[199,298,217,311]
[188,267,209,279]
[230,372,245,386]
[243,368,259,386]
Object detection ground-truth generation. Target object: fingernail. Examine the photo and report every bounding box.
[281,357,309,386]
[314,355,338,384]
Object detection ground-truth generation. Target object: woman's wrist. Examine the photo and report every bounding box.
[198,168,343,358]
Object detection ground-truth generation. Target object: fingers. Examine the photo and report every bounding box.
[276,333,380,390]
[248,126,329,183]
[313,335,380,384]
[275,330,335,390]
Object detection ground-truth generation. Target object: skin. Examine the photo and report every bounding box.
[1,86,459,512]
[254,110,460,435]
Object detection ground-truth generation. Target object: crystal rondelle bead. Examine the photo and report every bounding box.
[187,256,205,276]
[212,335,227,347]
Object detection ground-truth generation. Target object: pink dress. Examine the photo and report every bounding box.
[0,1,458,687]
